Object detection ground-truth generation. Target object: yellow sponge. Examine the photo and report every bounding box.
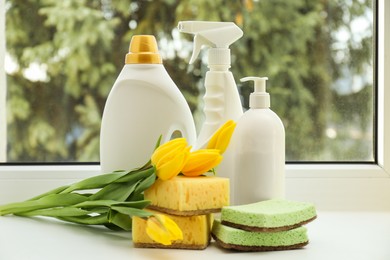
[132,211,213,250]
[144,176,229,215]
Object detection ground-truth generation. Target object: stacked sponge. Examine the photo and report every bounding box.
[212,199,317,251]
[132,175,230,249]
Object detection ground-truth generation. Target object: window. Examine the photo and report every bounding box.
[1,0,376,163]
[1,0,389,210]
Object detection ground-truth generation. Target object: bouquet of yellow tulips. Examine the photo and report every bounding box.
[0,120,236,245]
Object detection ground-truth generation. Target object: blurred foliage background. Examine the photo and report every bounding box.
[3,0,374,162]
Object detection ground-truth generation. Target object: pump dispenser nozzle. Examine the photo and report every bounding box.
[177,21,243,65]
[241,77,270,109]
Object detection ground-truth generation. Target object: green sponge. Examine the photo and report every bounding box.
[221,199,317,232]
[211,220,308,251]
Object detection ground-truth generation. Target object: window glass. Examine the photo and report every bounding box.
[2,0,375,163]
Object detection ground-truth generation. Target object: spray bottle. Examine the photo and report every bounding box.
[178,21,243,150]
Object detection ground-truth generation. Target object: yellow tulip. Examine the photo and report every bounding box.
[146,214,183,245]
[207,120,237,154]
[151,138,187,165]
[181,149,223,177]
[151,138,191,180]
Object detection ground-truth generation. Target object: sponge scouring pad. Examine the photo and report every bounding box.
[144,176,229,216]
[132,210,213,250]
[221,199,317,232]
[211,220,308,251]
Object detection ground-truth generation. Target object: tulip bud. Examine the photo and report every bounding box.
[181,149,223,177]
[207,120,236,154]
[151,138,191,180]
[146,214,183,245]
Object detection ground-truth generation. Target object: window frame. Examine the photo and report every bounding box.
[0,0,5,163]
[1,0,389,210]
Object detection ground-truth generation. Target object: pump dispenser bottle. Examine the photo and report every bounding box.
[232,77,285,205]
[100,35,196,173]
[178,21,243,150]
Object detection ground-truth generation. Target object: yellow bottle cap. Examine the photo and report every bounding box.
[125,35,162,64]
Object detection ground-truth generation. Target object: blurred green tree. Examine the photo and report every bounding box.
[4,0,373,162]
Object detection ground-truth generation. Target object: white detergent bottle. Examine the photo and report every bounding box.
[177,21,243,150]
[100,35,196,173]
[232,77,285,205]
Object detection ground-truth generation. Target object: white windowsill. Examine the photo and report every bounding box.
[1,211,389,260]
[1,163,390,211]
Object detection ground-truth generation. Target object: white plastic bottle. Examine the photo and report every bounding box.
[100,35,196,173]
[178,21,243,150]
[232,77,285,205]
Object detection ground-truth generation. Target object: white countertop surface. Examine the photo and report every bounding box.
[1,211,390,260]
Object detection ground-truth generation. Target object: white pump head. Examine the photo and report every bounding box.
[177,21,243,65]
[241,76,270,109]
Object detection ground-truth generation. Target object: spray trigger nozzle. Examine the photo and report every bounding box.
[178,21,243,65]
[190,34,213,64]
